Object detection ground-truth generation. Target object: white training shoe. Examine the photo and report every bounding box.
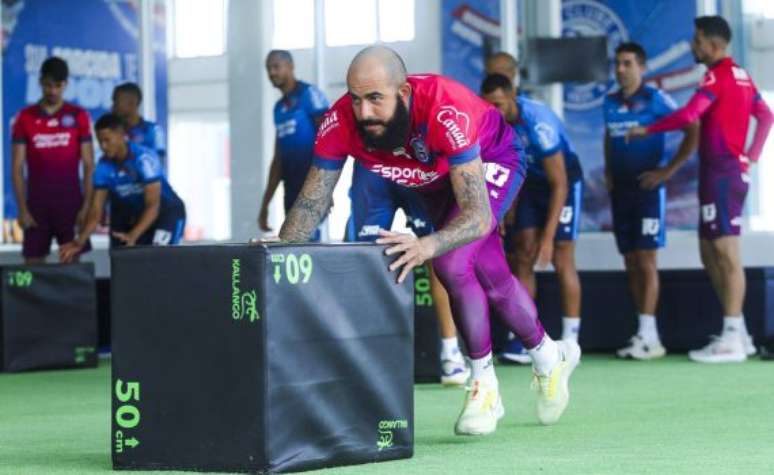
[616,335,666,360]
[441,356,471,386]
[744,334,757,356]
[532,340,581,426]
[688,333,747,363]
[454,378,504,436]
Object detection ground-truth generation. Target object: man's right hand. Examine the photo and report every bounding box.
[258,206,272,232]
[59,241,84,263]
[18,209,37,229]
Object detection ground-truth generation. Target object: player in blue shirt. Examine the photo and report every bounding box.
[112,82,166,166]
[482,73,584,362]
[604,42,698,359]
[258,50,329,241]
[59,114,186,262]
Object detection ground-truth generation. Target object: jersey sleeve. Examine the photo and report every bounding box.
[303,85,330,118]
[77,109,93,143]
[602,95,612,124]
[312,108,350,170]
[150,123,167,156]
[92,162,112,189]
[10,112,28,145]
[696,68,724,102]
[646,91,713,134]
[526,112,562,159]
[429,103,481,166]
[137,152,164,183]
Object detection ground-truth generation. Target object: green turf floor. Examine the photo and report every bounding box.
[1,355,773,474]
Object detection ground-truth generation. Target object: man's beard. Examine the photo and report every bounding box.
[355,96,410,151]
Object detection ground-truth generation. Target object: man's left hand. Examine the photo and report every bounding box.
[376,230,435,284]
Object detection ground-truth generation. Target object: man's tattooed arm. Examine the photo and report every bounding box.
[428,158,493,257]
[279,165,343,242]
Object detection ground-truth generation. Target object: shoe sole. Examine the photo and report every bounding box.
[688,352,747,363]
[499,353,532,365]
[441,372,470,386]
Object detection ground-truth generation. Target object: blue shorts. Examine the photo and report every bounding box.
[111,201,186,247]
[346,162,433,242]
[610,185,666,254]
[510,179,583,241]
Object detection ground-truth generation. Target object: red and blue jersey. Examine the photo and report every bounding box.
[11,102,92,202]
[313,74,519,192]
[604,85,677,185]
[647,57,773,174]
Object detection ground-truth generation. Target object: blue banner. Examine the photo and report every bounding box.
[2,0,167,219]
[441,0,500,92]
[562,0,700,231]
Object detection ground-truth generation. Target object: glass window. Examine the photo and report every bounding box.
[273,0,315,49]
[172,0,227,58]
[325,0,378,47]
[168,115,231,240]
[378,0,415,43]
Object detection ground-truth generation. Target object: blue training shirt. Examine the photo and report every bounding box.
[128,118,166,161]
[93,142,183,214]
[512,96,583,184]
[273,81,329,208]
[603,85,677,186]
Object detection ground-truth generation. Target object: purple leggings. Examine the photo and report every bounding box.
[427,161,546,359]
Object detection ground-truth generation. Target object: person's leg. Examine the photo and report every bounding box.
[553,240,581,341]
[623,253,644,311]
[513,228,540,297]
[22,203,52,264]
[711,236,746,321]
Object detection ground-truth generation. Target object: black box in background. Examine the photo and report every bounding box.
[0,263,97,372]
[111,244,414,473]
[413,265,440,383]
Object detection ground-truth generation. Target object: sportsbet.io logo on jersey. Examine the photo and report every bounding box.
[562,0,629,111]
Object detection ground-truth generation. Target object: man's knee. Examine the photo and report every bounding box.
[552,241,577,274]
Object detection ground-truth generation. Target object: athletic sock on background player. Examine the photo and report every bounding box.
[441,337,462,361]
[638,314,659,342]
[722,316,744,336]
[561,317,580,342]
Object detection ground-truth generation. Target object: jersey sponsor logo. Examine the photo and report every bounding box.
[371,163,441,187]
[642,218,660,236]
[317,111,339,140]
[701,204,716,223]
[562,0,629,111]
[534,122,557,150]
[61,114,76,128]
[560,206,574,224]
[436,105,470,150]
[277,119,297,138]
[607,120,640,138]
[115,182,145,198]
[46,118,59,127]
[32,132,71,149]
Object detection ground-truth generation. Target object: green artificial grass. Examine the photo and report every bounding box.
[1,356,772,474]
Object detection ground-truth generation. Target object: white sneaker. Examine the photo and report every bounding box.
[688,333,747,363]
[744,334,757,356]
[454,378,504,436]
[532,340,581,426]
[441,356,471,386]
[616,335,666,360]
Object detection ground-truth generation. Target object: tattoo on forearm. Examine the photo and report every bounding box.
[278,166,341,242]
[431,161,492,257]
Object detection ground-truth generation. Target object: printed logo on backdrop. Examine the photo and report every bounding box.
[562,0,629,111]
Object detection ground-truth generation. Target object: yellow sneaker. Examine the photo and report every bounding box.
[532,340,581,425]
[454,378,504,435]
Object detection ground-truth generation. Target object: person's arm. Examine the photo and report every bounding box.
[627,92,713,139]
[78,142,95,229]
[258,138,283,232]
[746,95,774,163]
[639,122,699,189]
[12,143,37,229]
[112,182,162,246]
[378,158,492,283]
[59,189,108,263]
[603,131,613,192]
[536,152,567,268]
[278,165,342,242]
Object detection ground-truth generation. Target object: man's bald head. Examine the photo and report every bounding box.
[485,52,519,86]
[347,45,407,89]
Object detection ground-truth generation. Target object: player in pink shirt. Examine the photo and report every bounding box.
[11,57,95,263]
[278,46,581,435]
[629,16,773,363]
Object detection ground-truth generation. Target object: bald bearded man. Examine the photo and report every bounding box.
[278,46,581,436]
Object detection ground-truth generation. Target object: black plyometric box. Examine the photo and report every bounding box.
[111,244,414,473]
[0,263,97,372]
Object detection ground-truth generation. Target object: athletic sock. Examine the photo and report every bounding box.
[528,335,559,376]
[637,314,659,342]
[723,316,744,337]
[441,337,461,361]
[561,317,580,342]
[469,353,497,385]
